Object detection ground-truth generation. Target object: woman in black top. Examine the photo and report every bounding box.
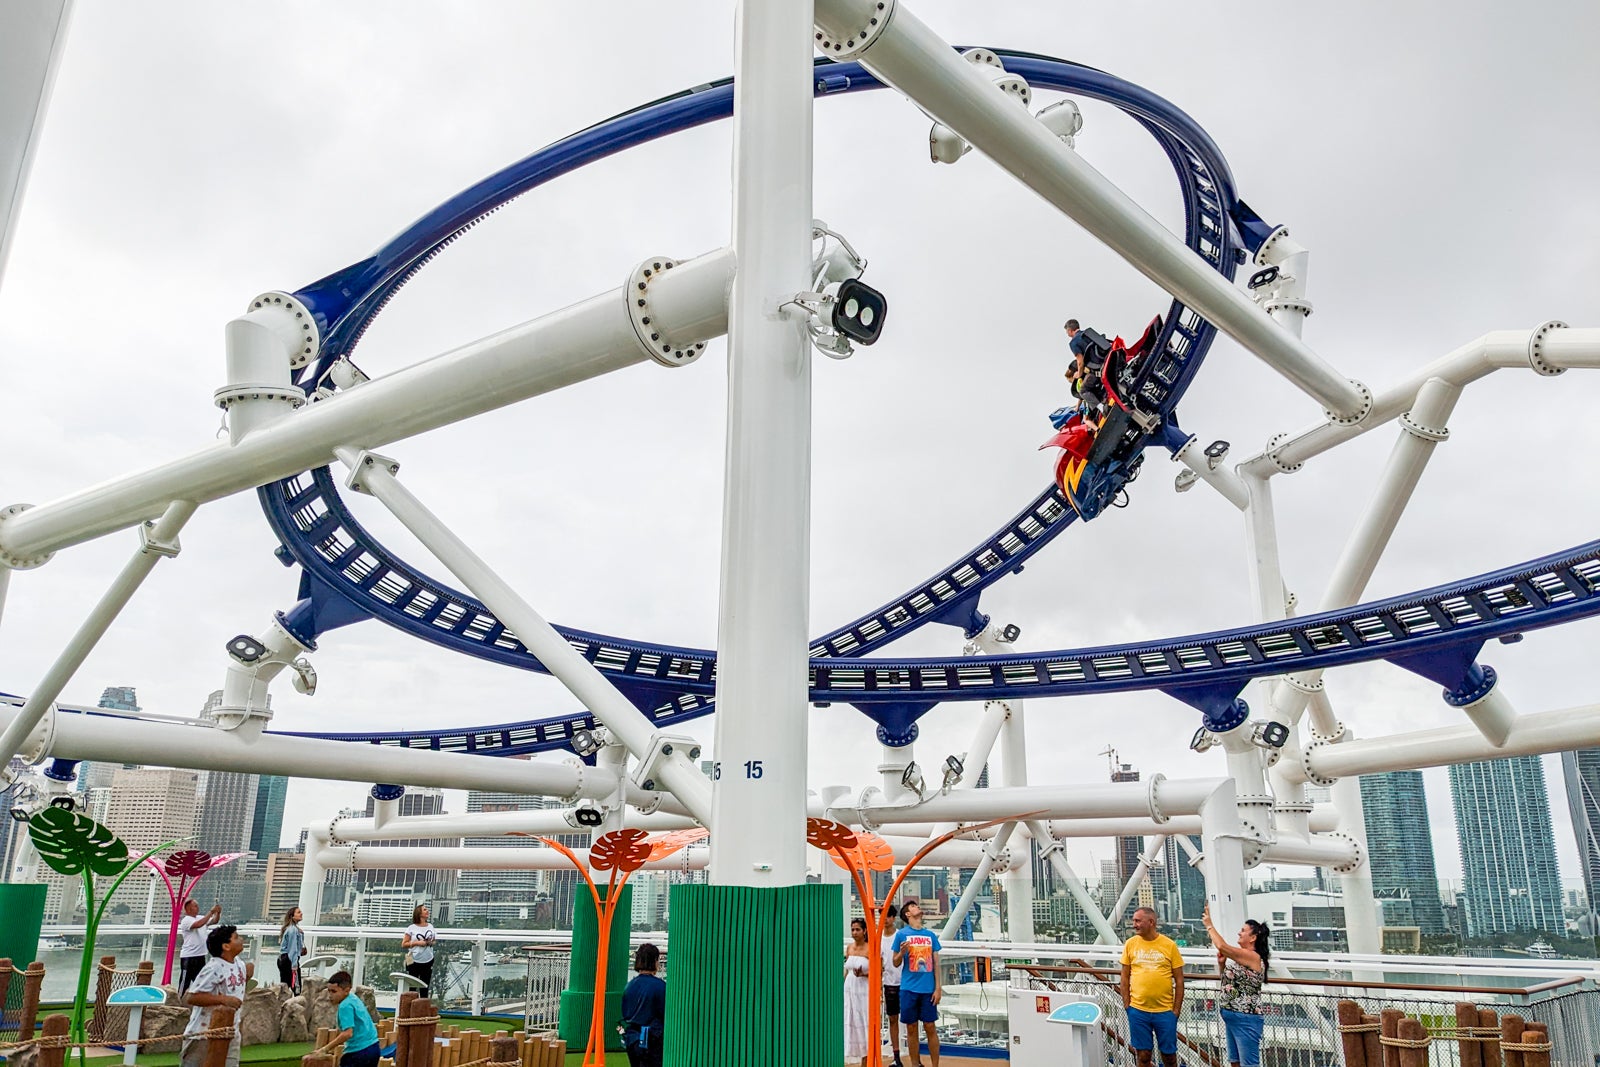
[620,943,666,1067]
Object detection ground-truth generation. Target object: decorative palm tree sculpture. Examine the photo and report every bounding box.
[27,809,180,1067]
[532,827,707,1067]
[805,814,1034,1067]
[143,848,248,984]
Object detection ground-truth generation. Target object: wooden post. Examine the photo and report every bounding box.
[1479,1009,1502,1067]
[134,961,154,986]
[1397,1019,1429,1067]
[1523,1022,1551,1067]
[38,1013,70,1067]
[87,956,118,1042]
[1337,1001,1367,1067]
[204,1007,236,1067]
[1361,1013,1384,1067]
[1381,1009,1406,1067]
[491,1033,518,1066]
[302,1054,334,1067]
[395,991,418,1067]
[1500,1014,1526,1067]
[1456,1002,1483,1067]
[406,998,436,1067]
[19,962,45,1039]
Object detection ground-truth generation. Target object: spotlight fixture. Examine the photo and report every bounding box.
[1035,99,1084,145]
[830,279,887,345]
[1204,440,1231,468]
[999,623,1022,644]
[48,795,77,812]
[569,801,605,829]
[1252,721,1291,750]
[900,761,926,798]
[8,806,29,823]
[570,727,604,758]
[942,755,965,791]
[226,634,266,664]
[1189,727,1216,754]
[290,658,318,696]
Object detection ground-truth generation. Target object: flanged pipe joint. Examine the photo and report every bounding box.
[215,292,318,444]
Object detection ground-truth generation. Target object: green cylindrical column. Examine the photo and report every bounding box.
[0,885,45,965]
[559,884,633,1051]
[665,883,842,1067]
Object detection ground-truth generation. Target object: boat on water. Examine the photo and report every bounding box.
[1526,939,1559,959]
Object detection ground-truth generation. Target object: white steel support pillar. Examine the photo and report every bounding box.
[0,499,196,773]
[332,448,712,824]
[812,0,1365,418]
[1329,765,1381,962]
[298,830,327,924]
[1198,780,1248,937]
[708,0,815,888]
[1026,821,1121,945]
[998,701,1036,942]
[941,821,1016,941]
[1103,835,1167,930]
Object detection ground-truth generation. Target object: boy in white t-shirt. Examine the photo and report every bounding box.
[880,904,905,1067]
[181,924,253,1067]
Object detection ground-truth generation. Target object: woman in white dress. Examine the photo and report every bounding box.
[844,917,873,1065]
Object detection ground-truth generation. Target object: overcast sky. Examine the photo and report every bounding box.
[1,2,1597,894]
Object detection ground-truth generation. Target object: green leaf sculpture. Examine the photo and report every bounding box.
[26,809,179,1067]
[28,808,130,876]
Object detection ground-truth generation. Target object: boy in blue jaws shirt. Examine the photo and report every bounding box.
[890,899,943,1067]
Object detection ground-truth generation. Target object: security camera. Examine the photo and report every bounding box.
[226,634,267,664]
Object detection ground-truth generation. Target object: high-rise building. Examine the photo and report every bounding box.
[196,772,258,856]
[1359,771,1445,934]
[455,784,545,926]
[1561,749,1600,937]
[97,687,140,713]
[250,776,289,857]
[1162,835,1205,923]
[264,852,306,922]
[1448,757,1563,938]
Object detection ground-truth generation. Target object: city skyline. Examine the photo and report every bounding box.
[1449,756,1565,938]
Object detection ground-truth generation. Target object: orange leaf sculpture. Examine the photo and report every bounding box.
[806,817,859,852]
[647,827,709,861]
[589,828,652,872]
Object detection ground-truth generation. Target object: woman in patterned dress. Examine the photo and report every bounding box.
[1203,905,1271,1067]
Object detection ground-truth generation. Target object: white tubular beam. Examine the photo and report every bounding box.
[323,808,699,844]
[1026,820,1121,945]
[1330,770,1380,962]
[0,0,72,288]
[710,0,815,887]
[1301,703,1600,781]
[963,700,1010,783]
[1021,809,1339,839]
[315,845,710,872]
[941,820,1016,941]
[1256,835,1358,868]
[813,0,1363,417]
[997,691,1035,942]
[843,777,1227,826]
[335,449,712,826]
[16,704,624,798]
[0,247,736,561]
[299,827,328,923]
[1239,327,1600,479]
[1243,473,1291,625]
[1457,685,1518,748]
[0,567,11,634]
[0,499,197,771]
[1103,835,1166,928]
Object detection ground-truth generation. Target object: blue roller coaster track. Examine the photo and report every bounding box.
[236,51,1598,757]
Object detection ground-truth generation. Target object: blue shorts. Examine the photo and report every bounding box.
[1127,1006,1178,1055]
[1221,1009,1263,1067]
[900,988,938,1025]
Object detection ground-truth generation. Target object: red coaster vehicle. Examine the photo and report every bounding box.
[1040,314,1164,518]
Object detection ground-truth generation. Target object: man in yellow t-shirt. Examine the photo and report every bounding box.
[1120,906,1185,1067]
